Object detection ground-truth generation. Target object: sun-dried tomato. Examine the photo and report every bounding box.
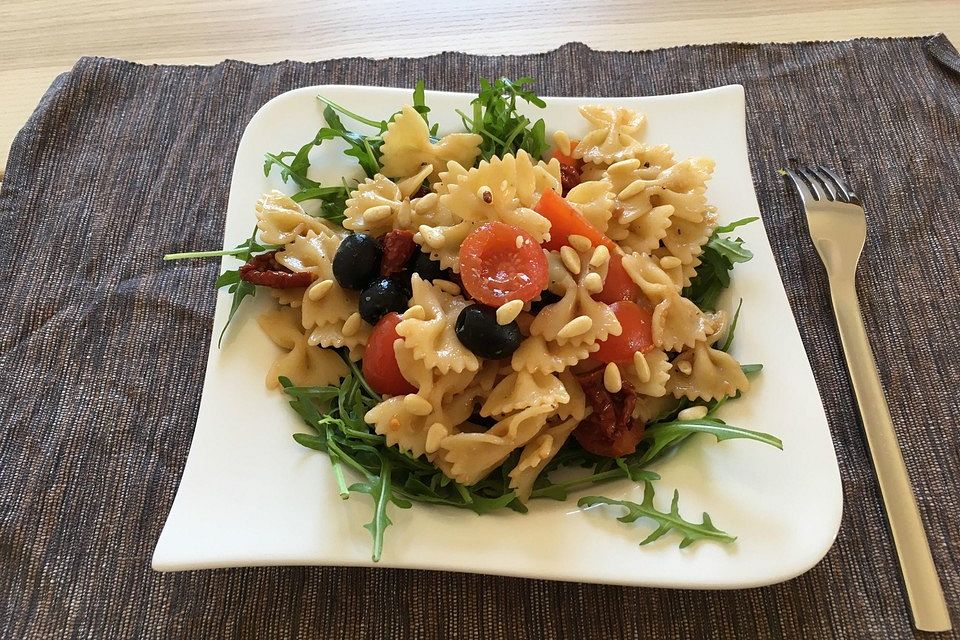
[574,368,644,457]
[239,251,314,289]
[559,160,583,196]
[379,229,417,276]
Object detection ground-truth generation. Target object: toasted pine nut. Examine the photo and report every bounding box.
[496,299,524,325]
[568,234,592,252]
[552,130,572,157]
[618,179,647,201]
[403,394,433,416]
[583,272,603,293]
[678,405,709,421]
[603,362,623,393]
[557,315,593,339]
[425,422,448,453]
[341,312,363,337]
[633,350,651,383]
[589,244,610,268]
[659,255,682,270]
[414,192,439,213]
[364,204,393,222]
[308,279,334,301]
[677,360,693,375]
[560,245,581,274]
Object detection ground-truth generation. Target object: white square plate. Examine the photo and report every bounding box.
[153,84,842,588]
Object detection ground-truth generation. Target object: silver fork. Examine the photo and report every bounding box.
[784,166,951,632]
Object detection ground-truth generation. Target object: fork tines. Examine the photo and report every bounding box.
[784,165,861,205]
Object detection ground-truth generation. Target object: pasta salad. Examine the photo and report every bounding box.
[166,78,780,561]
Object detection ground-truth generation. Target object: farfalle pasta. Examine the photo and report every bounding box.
[175,79,772,561]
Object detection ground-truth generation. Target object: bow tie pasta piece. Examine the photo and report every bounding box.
[380,105,482,182]
[435,404,555,486]
[256,190,333,245]
[343,174,404,236]
[652,247,699,289]
[364,342,480,457]
[269,287,306,308]
[479,370,570,417]
[565,180,615,233]
[438,151,557,243]
[663,208,718,266]
[603,159,675,254]
[574,105,647,165]
[530,248,622,348]
[395,275,480,374]
[508,417,580,501]
[620,252,682,303]
[652,294,710,352]
[667,341,750,401]
[257,307,349,389]
[620,348,672,398]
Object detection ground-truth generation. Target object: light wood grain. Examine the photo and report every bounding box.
[1,0,957,171]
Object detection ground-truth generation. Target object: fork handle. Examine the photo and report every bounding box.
[828,277,951,632]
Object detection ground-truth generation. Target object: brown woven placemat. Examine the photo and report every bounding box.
[1,35,959,640]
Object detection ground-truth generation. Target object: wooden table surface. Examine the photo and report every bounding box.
[1,0,957,174]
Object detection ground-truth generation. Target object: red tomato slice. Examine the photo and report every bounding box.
[594,253,642,304]
[459,222,549,306]
[594,301,654,363]
[362,312,417,396]
[534,189,616,252]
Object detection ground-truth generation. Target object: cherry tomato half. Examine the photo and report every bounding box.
[459,222,548,306]
[594,301,654,364]
[550,139,579,166]
[534,189,616,252]
[362,312,417,396]
[594,253,642,304]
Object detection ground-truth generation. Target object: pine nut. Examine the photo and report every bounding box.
[418,224,446,249]
[568,234,592,252]
[364,204,393,222]
[659,255,682,270]
[560,245,581,274]
[425,422,448,453]
[618,179,647,201]
[583,272,603,293]
[552,130,572,157]
[677,360,693,375]
[341,312,363,337]
[603,362,623,393]
[496,299,524,325]
[308,279,334,301]
[633,350,651,383]
[589,245,610,268]
[414,192,439,213]
[557,315,593,339]
[403,394,433,416]
[678,405,708,421]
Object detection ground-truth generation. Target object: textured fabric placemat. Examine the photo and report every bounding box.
[1,35,959,640]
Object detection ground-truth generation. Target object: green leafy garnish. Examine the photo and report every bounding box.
[579,482,736,548]
[458,77,549,162]
[163,225,275,346]
[684,216,758,311]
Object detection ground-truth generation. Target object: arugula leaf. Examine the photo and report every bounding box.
[637,418,782,466]
[458,77,549,161]
[684,217,757,311]
[741,363,764,375]
[579,482,736,548]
